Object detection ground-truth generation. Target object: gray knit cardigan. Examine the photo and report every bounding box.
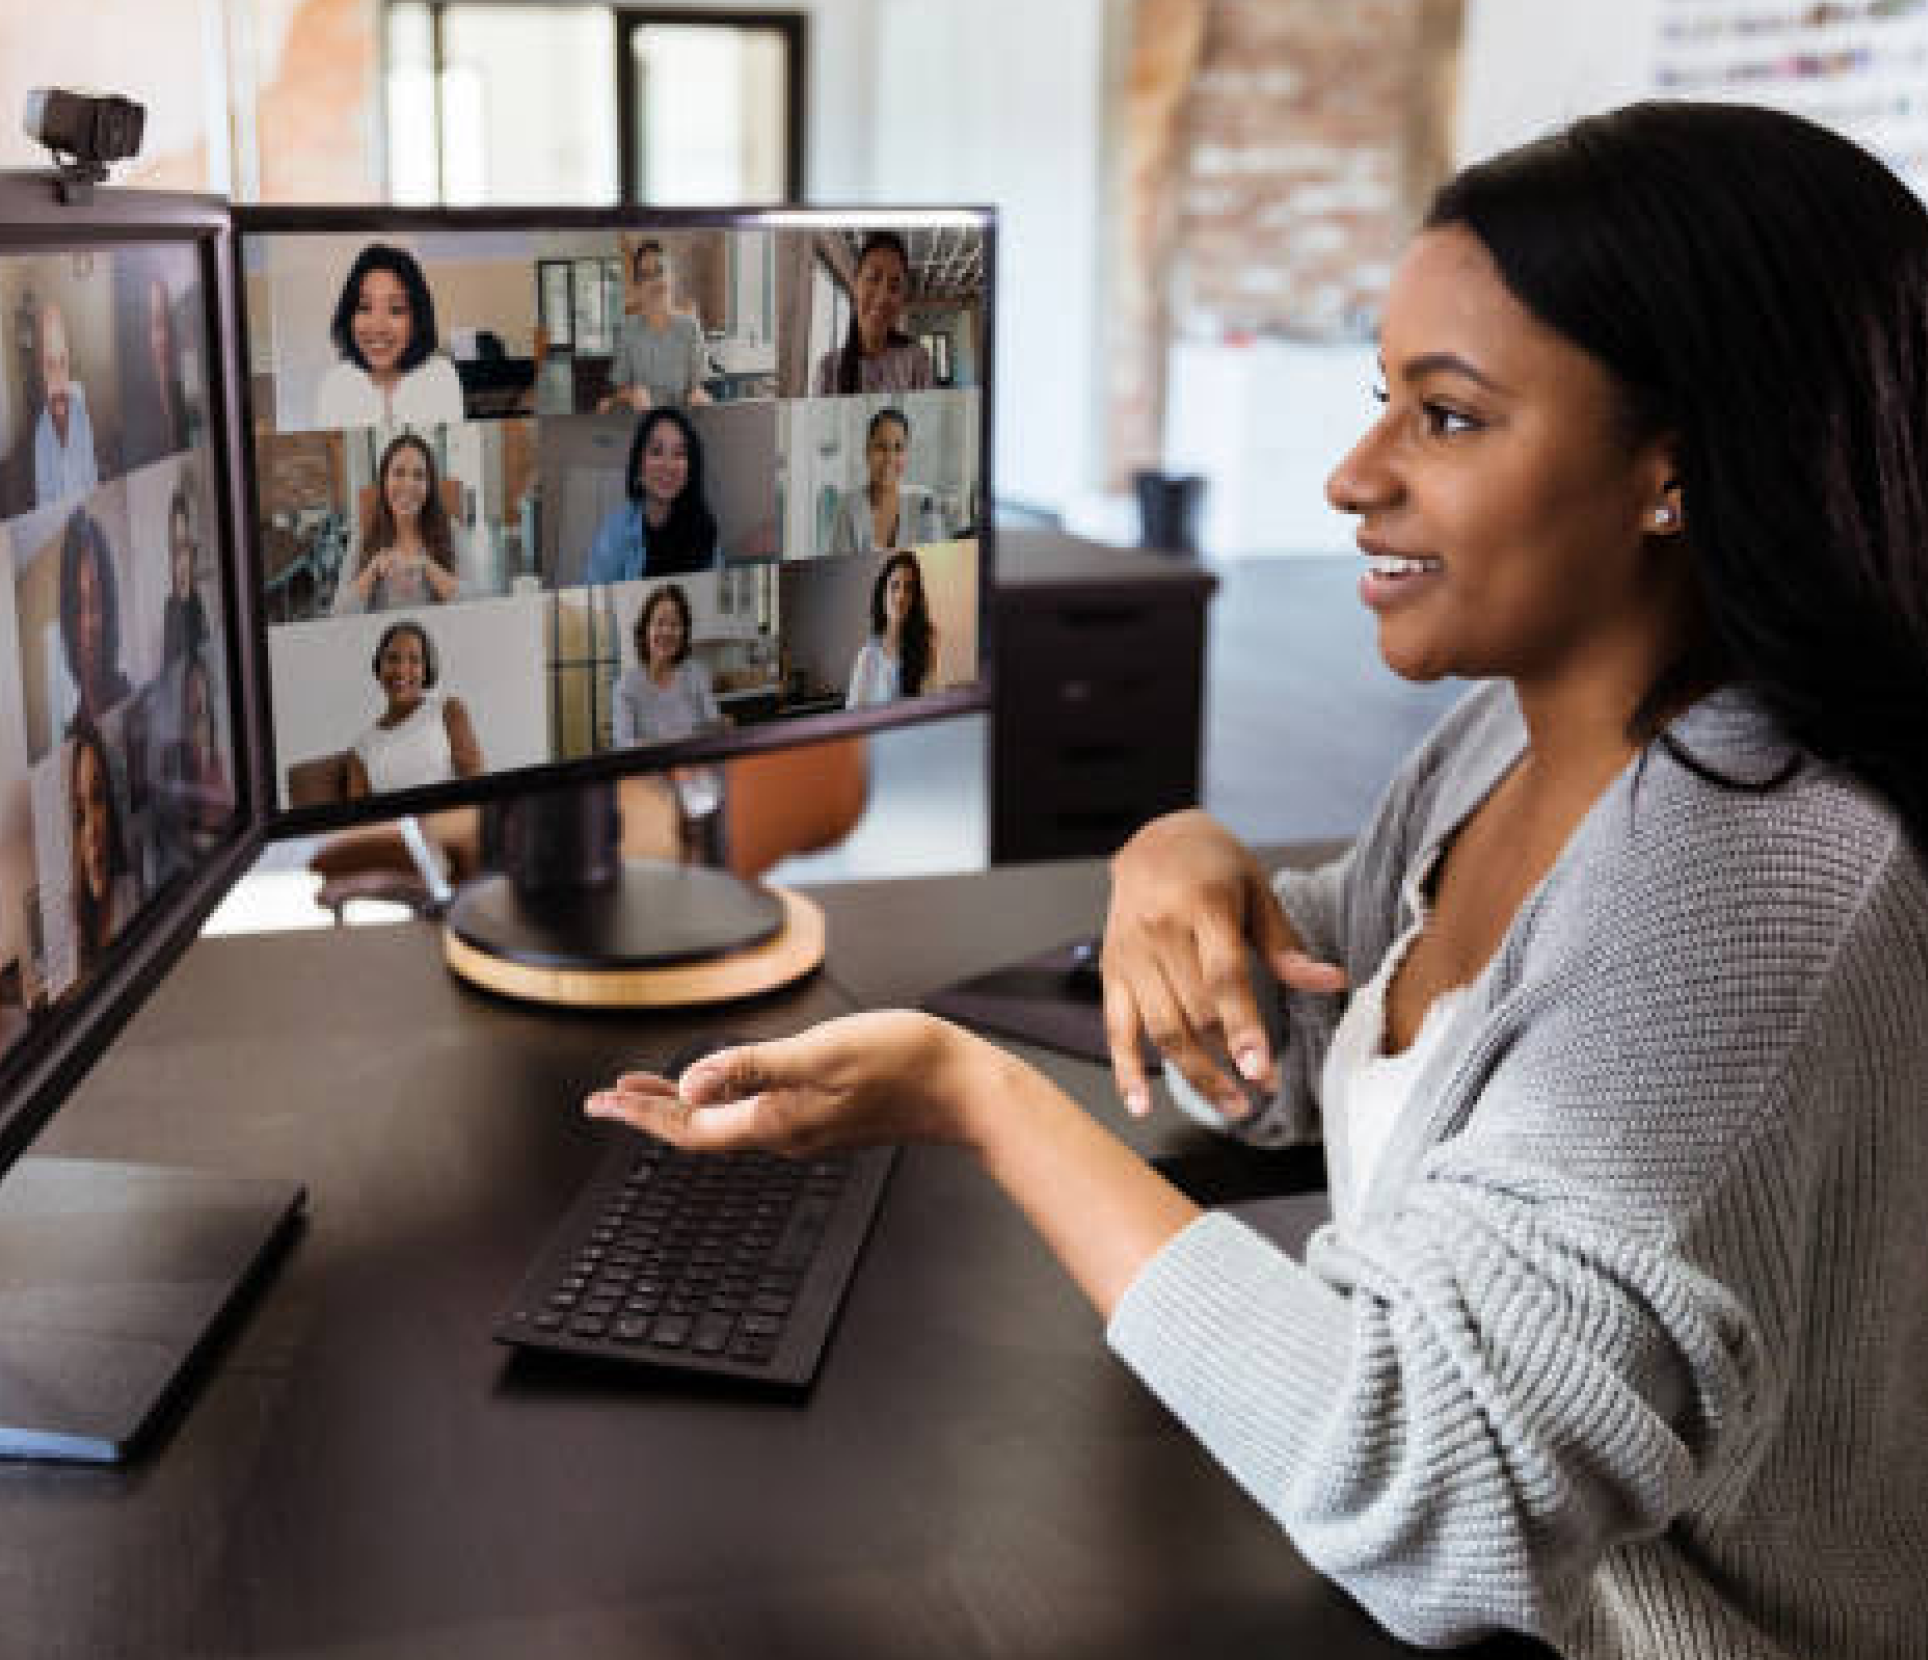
[1108,681,1928,1657]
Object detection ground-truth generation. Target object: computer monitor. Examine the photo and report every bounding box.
[0,185,994,1457]
[234,208,993,994]
[0,174,301,1462]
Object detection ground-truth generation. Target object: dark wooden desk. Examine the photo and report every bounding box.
[8,864,1541,1660]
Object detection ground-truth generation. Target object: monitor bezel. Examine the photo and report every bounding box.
[231,203,998,839]
[0,174,271,1176]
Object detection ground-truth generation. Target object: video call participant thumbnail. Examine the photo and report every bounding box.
[121,271,192,472]
[162,482,210,664]
[157,653,233,861]
[64,718,134,979]
[814,232,934,397]
[34,301,101,508]
[586,408,719,584]
[598,240,714,415]
[333,432,463,614]
[316,245,465,431]
[346,619,483,799]
[847,549,937,708]
[60,507,135,731]
[827,406,940,555]
[613,582,722,748]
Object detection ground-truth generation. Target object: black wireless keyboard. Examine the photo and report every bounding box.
[494,1132,896,1389]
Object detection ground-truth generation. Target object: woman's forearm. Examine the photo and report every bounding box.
[960,1041,1200,1320]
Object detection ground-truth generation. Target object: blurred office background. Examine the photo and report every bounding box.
[2,0,1913,914]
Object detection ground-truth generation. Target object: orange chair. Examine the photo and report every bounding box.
[630,734,869,880]
[306,737,868,920]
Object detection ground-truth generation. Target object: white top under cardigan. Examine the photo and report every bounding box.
[1317,843,1484,1220]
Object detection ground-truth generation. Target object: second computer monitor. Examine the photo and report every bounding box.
[237,210,991,824]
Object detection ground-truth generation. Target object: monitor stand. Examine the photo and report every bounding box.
[440,781,825,1008]
[0,1156,303,1462]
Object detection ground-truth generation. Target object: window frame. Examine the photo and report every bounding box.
[385,3,807,206]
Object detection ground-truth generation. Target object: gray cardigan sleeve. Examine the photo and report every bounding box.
[1109,748,1921,1647]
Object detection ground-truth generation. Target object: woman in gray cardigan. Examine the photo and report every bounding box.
[586,103,1928,1659]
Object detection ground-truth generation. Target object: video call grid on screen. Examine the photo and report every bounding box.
[235,209,994,824]
[2,226,248,1082]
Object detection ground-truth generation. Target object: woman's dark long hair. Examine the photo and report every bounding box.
[836,232,915,394]
[363,432,455,572]
[871,550,934,696]
[1428,100,1928,852]
[60,508,123,710]
[625,407,718,574]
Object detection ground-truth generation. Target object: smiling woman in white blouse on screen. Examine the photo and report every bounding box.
[314,245,465,431]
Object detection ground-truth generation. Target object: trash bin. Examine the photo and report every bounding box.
[1132,469,1205,555]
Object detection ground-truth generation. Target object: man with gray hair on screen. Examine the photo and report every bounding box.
[34,299,99,507]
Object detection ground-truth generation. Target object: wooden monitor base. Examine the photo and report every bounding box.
[442,863,825,1009]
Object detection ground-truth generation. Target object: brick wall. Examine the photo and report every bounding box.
[1107,0,1460,483]
[256,431,346,583]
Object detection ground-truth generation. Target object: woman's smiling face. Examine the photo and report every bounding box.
[352,268,414,379]
[383,443,432,521]
[376,629,428,707]
[866,419,909,490]
[855,246,910,345]
[637,423,690,508]
[645,598,685,668]
[1325,225,1687,702]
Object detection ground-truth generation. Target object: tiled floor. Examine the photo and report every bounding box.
[212,555,1462,933]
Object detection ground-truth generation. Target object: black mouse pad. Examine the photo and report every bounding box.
[921,938,1158,1071]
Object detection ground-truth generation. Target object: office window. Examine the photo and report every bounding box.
[385,6,803,206]
[385,4,618,205]
[626,20,792,203]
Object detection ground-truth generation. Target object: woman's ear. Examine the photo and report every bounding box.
[1638,436,1686,536]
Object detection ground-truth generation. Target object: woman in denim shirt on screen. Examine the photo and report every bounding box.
[585,408,719,584]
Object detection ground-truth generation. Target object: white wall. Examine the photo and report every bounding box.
[867,0,1108,515]
[1164,342,1379,557]
[1455,0,1662,165]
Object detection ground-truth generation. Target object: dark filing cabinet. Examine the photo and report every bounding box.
[990,528,1218,861]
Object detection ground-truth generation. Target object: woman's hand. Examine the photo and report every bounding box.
[586,1011,994,1157]
[416,553,459,602]
[357,551,393,597]
[1104,810,1346,1120]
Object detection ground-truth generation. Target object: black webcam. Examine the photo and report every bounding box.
[23,89,146,201]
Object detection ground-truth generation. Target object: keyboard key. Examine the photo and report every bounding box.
[648,1314,694,1349]
[693,1313,737,1354]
